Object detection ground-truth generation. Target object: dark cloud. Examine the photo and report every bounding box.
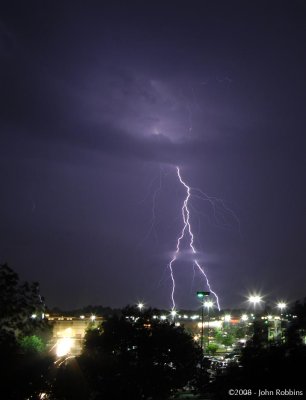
[1,1,306,310]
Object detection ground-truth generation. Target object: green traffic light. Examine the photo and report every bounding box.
[197,291,210,298]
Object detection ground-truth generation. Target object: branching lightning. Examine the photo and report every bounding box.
[168,166,221,311]
[191,189,241,234]
[141,90,239,311]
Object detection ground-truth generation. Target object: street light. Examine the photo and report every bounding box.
[276,301,287,341]
[197,291,210,299]
[197,291,210,351]
[240,313,249,339]
[241,314,249,322]
[277,302,287,312]
[248,294,263,339]
[204,300,214,347]
[248,294,263,309]
[137,302,144,311]
[204,300,214,310]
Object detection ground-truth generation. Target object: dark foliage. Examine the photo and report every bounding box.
[0,264,53,399]
[78,306,202,399]
[51,358,90,400]
[0,263,48,339]
[286,297,306,346]
[209,314,306,399]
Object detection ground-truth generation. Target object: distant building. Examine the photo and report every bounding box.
[46,314,103,356]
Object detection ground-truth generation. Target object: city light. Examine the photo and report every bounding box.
[224,314,231,322]
[170,310,178,318]
[277,301,287,312]
[56,337,73,357]
[197,320,222,329]
[241,314,249,321]
[197,291,210,299]
[90,315,96,321]
[137,302,144,311]
[204,300,214,309]
[248,294,263,307]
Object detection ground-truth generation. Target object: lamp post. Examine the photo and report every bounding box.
[248,294,263,338]
[197,291,210,351]
[204,300,214,348]
[241,314,249,339]
[276,301,287,341]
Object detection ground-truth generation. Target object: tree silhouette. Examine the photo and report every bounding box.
[0,263,48,340]
[79,306,202,399]
[209,310,306,399]
[0,264,53,399]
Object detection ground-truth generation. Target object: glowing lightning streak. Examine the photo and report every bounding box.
[168,167,220,311]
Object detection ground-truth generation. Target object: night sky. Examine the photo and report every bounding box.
[1,1,306,311]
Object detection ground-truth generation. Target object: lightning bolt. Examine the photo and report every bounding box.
[168,166,221,311]
[190,189,241,234]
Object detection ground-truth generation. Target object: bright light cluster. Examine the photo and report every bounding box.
[224,314,231,322]
[248,295,262,305]
[56,337,73,357]
[204,300,214,309]
[55,327,74,357]
[277,301,287,311]
[137,302,144,311]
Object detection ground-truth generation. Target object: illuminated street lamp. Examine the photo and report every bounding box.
[276,301,287,341]
[241,314,249,322]
[204,300,214,310]
[197,291,210,351]
[277,301,287,312]
[137,302,144,311]
[240,313,249,339]
[197,291,210,299]
[248,294,263,338]
[204,300,214,347]
[248,295,262,309]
